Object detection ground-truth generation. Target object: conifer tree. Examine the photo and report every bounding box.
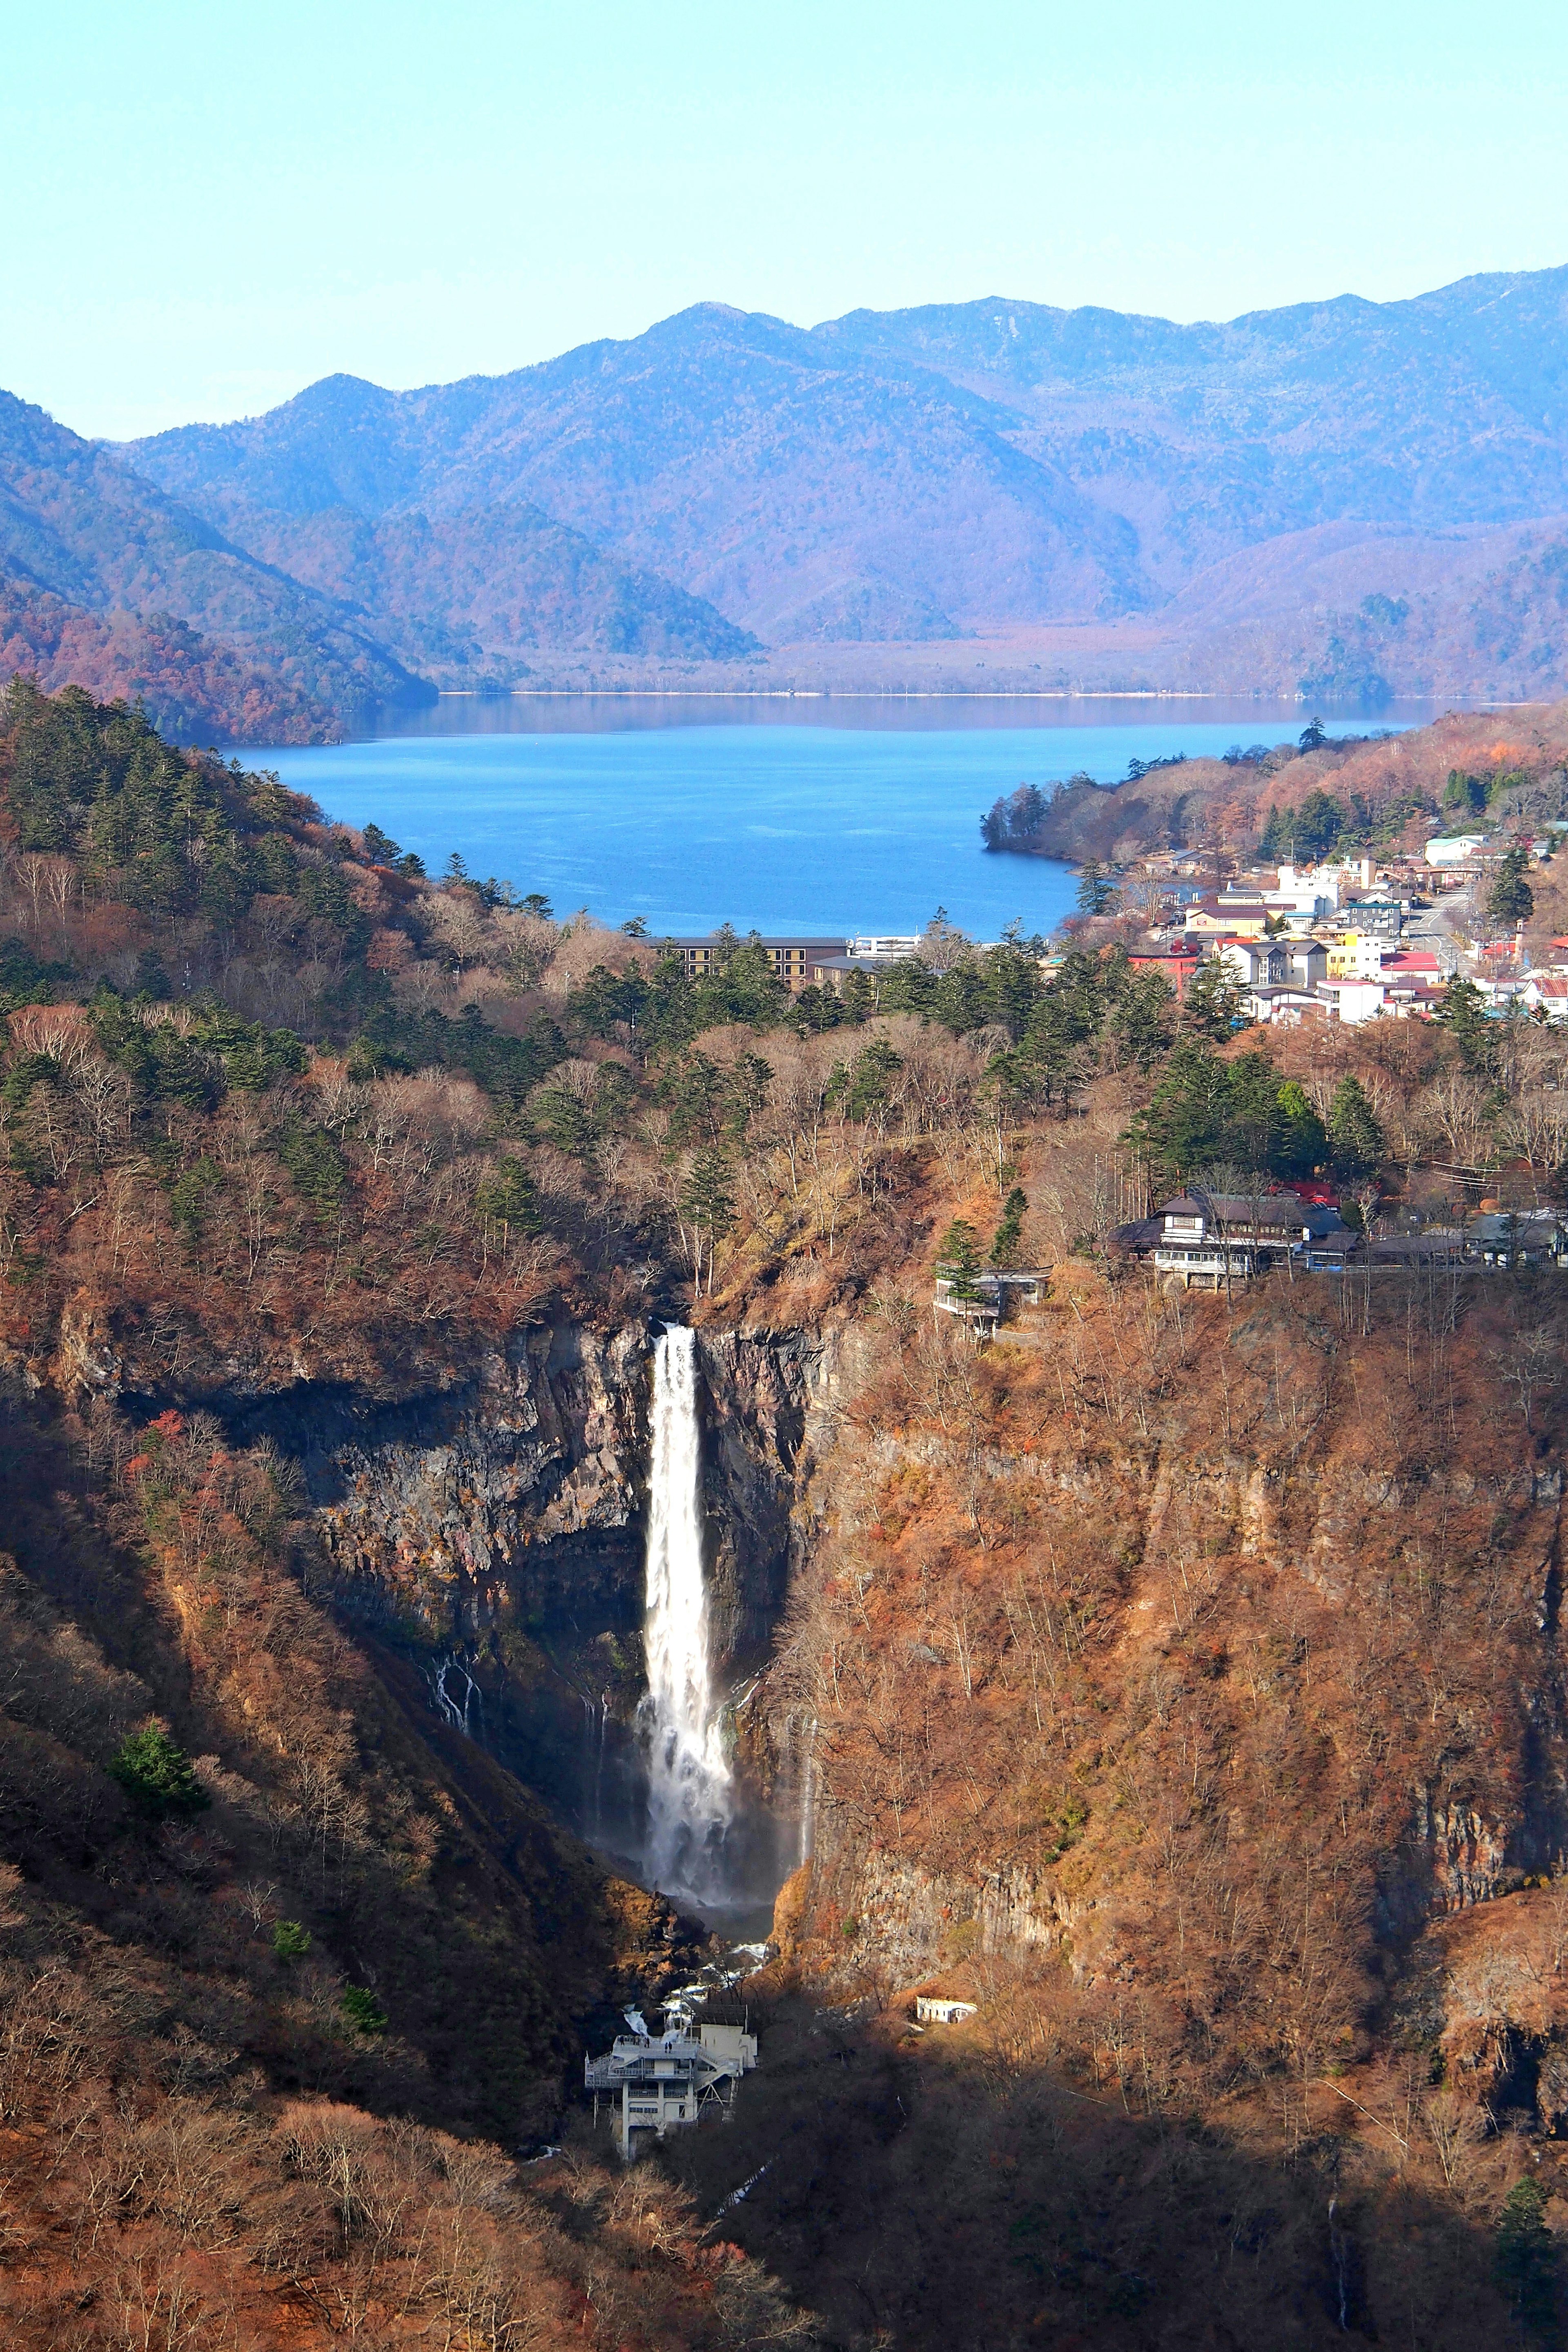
[938,1218,984,1303]
[1488,845,1535,926]
[989,1187,1029,1267]
[1327,1074,1385,1178]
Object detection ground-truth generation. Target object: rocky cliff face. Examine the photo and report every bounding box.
[162,1314,842,1858]
[777,1419,1568,1998]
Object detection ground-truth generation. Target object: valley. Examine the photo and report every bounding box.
[4,677,1568,2340]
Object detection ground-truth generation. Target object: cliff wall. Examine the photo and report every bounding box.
[105,1314,841,1853]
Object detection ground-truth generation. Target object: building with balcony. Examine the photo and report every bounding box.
[585,2008,759,2160]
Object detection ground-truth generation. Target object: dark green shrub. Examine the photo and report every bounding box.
[107,1726,209,1818]
[341,1986,388,2036]
[272,1919,312,1961]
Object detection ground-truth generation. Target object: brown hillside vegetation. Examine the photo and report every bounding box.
[0,582,343,746]
[1016,699,1568,866]
[10,679,1568,2341]
[685,1149,1568,2343]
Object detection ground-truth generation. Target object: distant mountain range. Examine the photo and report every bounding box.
[8,269,1568,738]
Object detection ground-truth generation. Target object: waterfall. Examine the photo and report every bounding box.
[641,1327,733,1903]
[429,1655,482,1741]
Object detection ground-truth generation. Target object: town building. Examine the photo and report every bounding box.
[1469,1211,1568,1269]
[1325,933,1388,980]
[585,2007,758,2160]
[803,951,889,994]
[1316,978,1394,1024]
[665,936,847,993]
[1216,938,1327,990]
[1425,834,1488,866]
[1117,1192,1355,1289]
[1184,899,1272,939]
[1240,983,1328,1028]
[1521,974,1568,1022]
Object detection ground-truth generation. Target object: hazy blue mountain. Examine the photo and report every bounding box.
[817,271,1568,588]
[128,305,1151,640]
[124,272,1568,655]
[0,391,430,737]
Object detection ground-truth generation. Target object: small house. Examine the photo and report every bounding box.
[933,1268,1050,1338]
[915,1996,978,2025]
[1468,1212,1568,1270]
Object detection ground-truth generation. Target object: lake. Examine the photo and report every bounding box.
[247,695,1433,939]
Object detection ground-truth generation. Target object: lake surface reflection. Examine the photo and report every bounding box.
[249,696,1432,938]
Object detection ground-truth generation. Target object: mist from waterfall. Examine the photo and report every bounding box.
[641,1326,734,1905]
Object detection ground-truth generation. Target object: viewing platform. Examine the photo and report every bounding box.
[933,1268,1050,1340]
[585,2008,759,2160]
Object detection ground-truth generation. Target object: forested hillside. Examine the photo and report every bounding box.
[0,388,752,739]
[0,392,432,743]
[984,697,1568,868]
[8,682,1568,2341]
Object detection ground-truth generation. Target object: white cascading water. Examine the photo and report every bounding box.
[641,1327,733,1902]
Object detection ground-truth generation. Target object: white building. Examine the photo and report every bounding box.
[1425,835,1488,866]
[585,2010,758,2160]
[1316,978,1389,1024]
[848,935,920,960]
[915,1996,978,2025]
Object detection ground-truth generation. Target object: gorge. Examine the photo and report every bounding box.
[10,678,1568,2343]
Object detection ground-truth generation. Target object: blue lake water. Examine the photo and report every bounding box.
[249,696,1432,938]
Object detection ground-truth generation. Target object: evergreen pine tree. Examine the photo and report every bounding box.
[989,1187,1029,1267]
[1488,846,1535,925]
[1327,1075,1386,1178]
[109,1726,209,1818]
[938,1218,985,1303]
[1437,976,1499,1076]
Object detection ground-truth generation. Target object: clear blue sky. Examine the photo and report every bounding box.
[8,0,1568,440]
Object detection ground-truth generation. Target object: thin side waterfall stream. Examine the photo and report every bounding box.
[641,1327,735,1905]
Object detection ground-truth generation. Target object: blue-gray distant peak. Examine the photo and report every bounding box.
[99,262,1568,675]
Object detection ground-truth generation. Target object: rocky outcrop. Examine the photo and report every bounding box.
[142,1312,839,1853]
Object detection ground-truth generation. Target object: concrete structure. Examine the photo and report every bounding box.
[915,1996,978,2025]
[933,1267,1049,1339]
[585,2009,758,2160]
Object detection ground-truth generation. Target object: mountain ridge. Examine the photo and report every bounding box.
[122,267,1568,683]
[9,266,1568,733]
